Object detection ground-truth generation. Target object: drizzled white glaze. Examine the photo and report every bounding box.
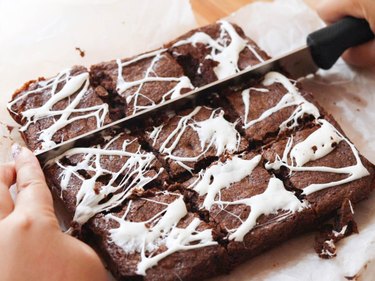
[192,155,261,209]
[116,49,194,115]
[188,155,306,242]
[46,134,161,225]
[225,177,306,241]
[241,72,320,131]
[7,69,109,152]
[172,20,264,80]
[265,119,370,195]
[107,194,217,275]
[149,106,241,172]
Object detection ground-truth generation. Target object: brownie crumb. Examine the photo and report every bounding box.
[314,198,358,259]
[75,47,85,57]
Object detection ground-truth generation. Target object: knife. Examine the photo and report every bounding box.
[36,17,374,164]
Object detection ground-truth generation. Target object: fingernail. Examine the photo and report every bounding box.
[11,143,22,160]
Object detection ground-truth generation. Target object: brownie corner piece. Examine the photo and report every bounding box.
[87,189,229,281]
[90,49,194,116]
[7,66,113,152]
[263,117,375,217]
[166,20,270,87]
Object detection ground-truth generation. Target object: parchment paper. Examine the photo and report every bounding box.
[1,0,374,280]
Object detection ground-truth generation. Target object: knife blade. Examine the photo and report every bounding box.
[35,17,374,164]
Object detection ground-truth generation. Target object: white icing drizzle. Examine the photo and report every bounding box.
[188,155,306,242]
[148,125,164,146]
[225,177,306,241]
[241,72,320,131]
[172,20,264,80]
[107,194,217,275]
[7,69,109,152]
[192,155,262,209]
[265,119,370,195]
[46,134,161,225]
[149,106,241,172]
[348,200,354,214]
[116,49,194,115]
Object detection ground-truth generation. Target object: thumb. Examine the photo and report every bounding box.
[12,144,55,215]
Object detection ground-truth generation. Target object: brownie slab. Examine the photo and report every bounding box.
[263,118,375,217]
[7,66,113,152]
[225,71,321,143]
[87,189,229,281]
[167,21,270,87]
[6,18,375,281]
[90,49,194,116]
[144,106,248,180]
[44,132,167,226]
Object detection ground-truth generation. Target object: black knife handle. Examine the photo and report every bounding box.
[307,17,374,70]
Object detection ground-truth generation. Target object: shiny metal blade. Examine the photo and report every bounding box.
[277,45,318,79]
[36,45,318,164]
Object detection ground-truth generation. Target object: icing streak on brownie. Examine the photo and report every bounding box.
[167,20,270,86]
[90,49,194,116]
[7,66,111,152]
[45,133,164,225]
[146,106,247,178]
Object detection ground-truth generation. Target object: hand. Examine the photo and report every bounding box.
[318,0,375,67]
[0,144,108,281]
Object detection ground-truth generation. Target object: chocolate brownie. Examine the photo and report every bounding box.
[166,21,270,87]
[90,49,194,116]
[184,152,316,264]
[6,19,375,281]
[263,117,375,217]
[44,131,168,226]
[87,189,229,281]
[144,106,248,180]
[225,71,321,143]
[7,66,113,152]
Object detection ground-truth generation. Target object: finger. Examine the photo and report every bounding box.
[342,40,375,67]
[0,163,16,219]
[317,0,364,23]
[12,144,54,213]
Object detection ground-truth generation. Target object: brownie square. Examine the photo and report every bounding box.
[263,117,375,217]
[225,71,321,143]
[90,49,194,116]
[184,152,316,264]
[144,106,248,180]
[166,21,270,87]
[44,131,168,225]
[87,189,229,281]
[7,66,113,152]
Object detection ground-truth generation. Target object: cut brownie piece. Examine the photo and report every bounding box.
[44,131,167,226]
[263,118,375,217]
[166,20,270,87]
[87,189,229,281]
[225,71,321,143]
[90,49,194,116]
[7,66,113,152]
[144,106,248,180]
[185,152,315,265]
